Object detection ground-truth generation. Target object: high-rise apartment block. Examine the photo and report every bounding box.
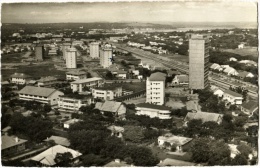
[66,47,77,69]
[100,44,113,68]
[62,43,71,60]
[89,42,99,59]
[146,72,166,105]
[189,34,210,90]
[35,44,44,61]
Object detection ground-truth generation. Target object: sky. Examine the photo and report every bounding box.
[1,0,258,23]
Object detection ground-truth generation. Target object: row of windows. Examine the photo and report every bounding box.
[20,94,47,99]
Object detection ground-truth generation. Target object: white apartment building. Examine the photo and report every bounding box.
[10,73,32,85]
[92,86,122,101]
[62,43,71,60]
[70,77,104,93]
[66,70,87,81]
[89,42,99,59]
[37,76,58,87]
[223,90,243,105]
[100,44,113,68]
[136,103,171,119]
[146,72,166,105]
[66,47,77,69]
[58,95,93,113]
[18,86,64,105]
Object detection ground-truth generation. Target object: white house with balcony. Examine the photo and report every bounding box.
[92,86,122,101]
[223,90,243,105]
[223,67,238,76]
[66,70,87,81]
[18,86,64,105]
[136,103,171,120]
[10,73,32,85]
[58,94,93,113]
[70,77,104,93]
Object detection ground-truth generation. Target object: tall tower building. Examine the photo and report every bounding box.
[89,42,99,59]
[35,44,44,61]
[62,43,71,60]
[146,72,166,105]
[189,34,210,90]
[100,44,113,68]
[66,47,77,69]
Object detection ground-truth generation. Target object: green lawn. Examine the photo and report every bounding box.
[151,146,192,161]
[1,52,26,63]
[1,64,66,80]
[222,48,258,57]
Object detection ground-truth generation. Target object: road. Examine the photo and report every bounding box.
[114,44,258,98]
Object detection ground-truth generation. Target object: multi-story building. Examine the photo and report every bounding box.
[35,44,44,61]
[62,43,71,60]
[95,101,126,119]
[100,44,113,68]
[89,42,99,59]
[70,77,104,93]
[146,72,166,105]
[66,47,77,69]
[10,73,32,85]
[58,94,93,113]
[66,70,87,81]
[37,76,58,87]
[189,34,210,90]
[223,90,243,105]
[92,86,122,101]
[1,135,28,157]
[136,103,171,119]
[18,86,64,105]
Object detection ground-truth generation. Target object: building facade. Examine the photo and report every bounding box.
[66,47,77,69]
[35,44,44,61]
[37,76,58,87]
[10,73,32,85]
[66,70,87,81]
[92,86,122,101]
[146,72,166,105]
[89,42,99,59]
[223,90,243,105]
[136,103,171,119]
[100,44,113,68]
[189,34,210,89]
[62,43,71,60]
[70,77,104,93]
[18,86,64,105]
[58,95,92,113]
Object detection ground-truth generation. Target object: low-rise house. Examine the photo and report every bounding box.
[210,63,222,71]
[239,60,257,67]
[223,67,238,76]
[229,57,238,62]
[10,73,32,85]
[237,71,254,79]
[31,145,82,166]
[184,111,223,125]
[158,133,193,152]
[58,94,93,113]
[66,70,87,81]
[64,119,82,129]
[137,75,143,79]
[44,136,70,147]
[95,101,126,119]
[223,90,243,105]
[107,125,124,139]
[228,144,240,159]
[37,76,58,87]
[18,86,64,105]
[171,74,189,86]
[1,135,28,156]
[157,158,196,167]
[92,86,122,101]
[186,100,200,112]
[116,70,127,79]
[238,43,245,49]
[241,101,258,116]
[213,88,224,97]
[136,103,171,120]
[70,77,104,93]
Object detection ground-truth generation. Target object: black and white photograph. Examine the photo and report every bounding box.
[0,0,258,167]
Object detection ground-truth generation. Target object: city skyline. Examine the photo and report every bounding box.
[1,0,257,23]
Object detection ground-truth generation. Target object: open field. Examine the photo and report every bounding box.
[1,63,66,80]
[222,47,258,57]
[1,52,28,63]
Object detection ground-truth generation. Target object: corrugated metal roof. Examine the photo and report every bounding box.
[18,86,61,97]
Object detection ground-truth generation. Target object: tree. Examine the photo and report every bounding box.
[43,104,52,113]
[81,154,109,167]
[231,154,248,165]
[123,125,144,143]
[54,152,73,167]
[190,138,211,163]
[106,72,114,80]
[185,119,203,137]
[237,143,252,158]
[208,141,231,166]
